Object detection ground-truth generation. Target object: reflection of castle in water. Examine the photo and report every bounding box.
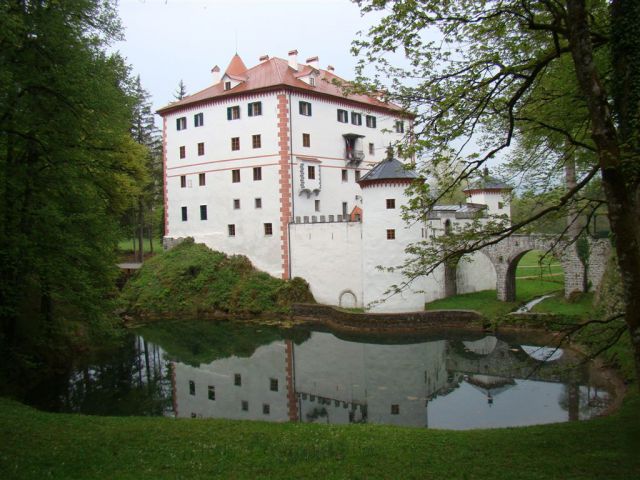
[171,332,608,427]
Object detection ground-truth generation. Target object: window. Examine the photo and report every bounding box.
[253,167,262,181]
[179,146,186,159]
[302,133,310,147]
[386,229,396,240]
[309,76,316,87]
[270,378,278,392]
[194,112,204,127]
[224,81,231,91]
[307,165,315,179]
[386,198,396,209]
[181,206,187,222]
[366,115,377,128]
[241,400,249,411]
[351,112,362,125]
[369,143,375,155]
[232,169,240,183]
[337,109,348,123]
[255,198,262,209]
[234,373,242,386]
[355,170,361,181]
[208,385,215,401]
[498,201,505,209]
[200,205,207,220]
[228,224,236,237]
[231,137,240,151]
[252,134,261,149]
[189,380,195,395]
[233,199,240,209]
[199,173,205,186]
[299,101,312,116]
[190,413,197,418]
[176,116,186,130]
[315,200,320,212]
[197,142,205,156]
[263,404,270,415]
[264,223,273,236]
[248,101,262,116]
[341,169,348,182]
[180,175,186,188]
[227,105,240,120]
[342,202,348,216]
[395,120,405,133]
[391,404,400,415]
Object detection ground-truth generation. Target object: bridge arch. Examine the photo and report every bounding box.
[480,235,592,302]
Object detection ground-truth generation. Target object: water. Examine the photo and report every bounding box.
[22,321,613,429]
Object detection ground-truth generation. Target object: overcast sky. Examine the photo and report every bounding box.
[115,0,379,113]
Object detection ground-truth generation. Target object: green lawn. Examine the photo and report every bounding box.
[117,236,163,254]
[531,292,594,319]
[515,250,563,280]
[425,278,563,319]
[0,392,638,479]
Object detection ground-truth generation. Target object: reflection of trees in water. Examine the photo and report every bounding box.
[25,335,172,416]
[558,384,609,421]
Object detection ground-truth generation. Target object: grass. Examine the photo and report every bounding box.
[0,392,638,479]
[117,236,163,254]
[531,292,594,319]
[425,278,563,318]
[119,239,314,317]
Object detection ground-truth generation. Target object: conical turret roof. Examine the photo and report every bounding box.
[225,53,248,76]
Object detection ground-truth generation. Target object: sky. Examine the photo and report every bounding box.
[114,0,380,113]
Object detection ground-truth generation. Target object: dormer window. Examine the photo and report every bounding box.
[224,81,231,91]
[309,76,316,87]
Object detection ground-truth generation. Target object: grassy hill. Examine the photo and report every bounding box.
[119,239,314,319]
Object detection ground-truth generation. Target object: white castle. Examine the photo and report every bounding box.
[158,51,511,312]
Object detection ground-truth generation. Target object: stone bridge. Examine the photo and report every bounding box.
[445,234,610,302]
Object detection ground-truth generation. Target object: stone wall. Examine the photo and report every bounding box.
[587,238,611,291]
[163,236,189,251]
[292,303,484,332]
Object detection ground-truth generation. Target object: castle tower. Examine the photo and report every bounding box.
[463,169,512,219]
[358,152,424,312]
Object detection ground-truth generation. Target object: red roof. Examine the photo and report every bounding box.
[225,53,248,76]
[157,55,405,115]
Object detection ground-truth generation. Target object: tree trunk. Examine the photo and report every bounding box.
[137,198,144,263]
[566,0,640,384]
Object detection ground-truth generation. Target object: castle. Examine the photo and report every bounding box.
[158,52,511,312]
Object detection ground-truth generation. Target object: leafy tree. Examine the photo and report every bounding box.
[0,1,146,360]
[125,75,162,261]
[354,0,640,380]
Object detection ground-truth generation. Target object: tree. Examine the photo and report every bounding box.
[354,0,640,381]
[126,75,162,262]
[174,79,188,101]
[0,1,146,358]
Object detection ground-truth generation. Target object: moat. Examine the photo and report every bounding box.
[22,321,613,430]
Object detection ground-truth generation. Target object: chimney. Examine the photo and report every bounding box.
[327,65,335,72]
[211,65,221,84]
[288,49,298,71]
[259,54,269,62]
[306,56,319,70]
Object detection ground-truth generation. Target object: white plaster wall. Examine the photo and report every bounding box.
[289,222,363,307]
[289,92,405,219]
[164,92,283,276]
[456,251,497,294]
[361,183,427,312]
[173,340,289,421]
[468,191,511,218]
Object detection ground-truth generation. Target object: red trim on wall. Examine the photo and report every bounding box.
[167,153,279,171]
[277,93,292,280]
[163,116,169,236]
[166,162,280,178]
